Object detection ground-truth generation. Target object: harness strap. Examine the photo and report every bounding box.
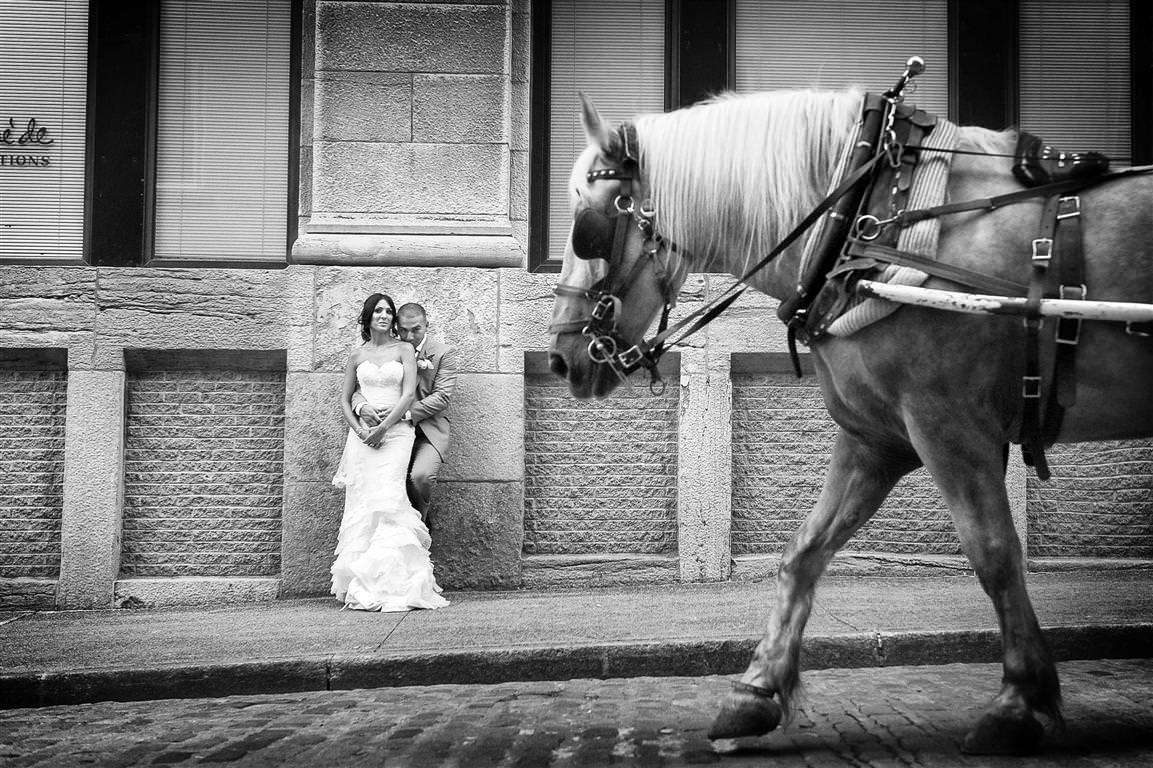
[893,164,1153,229]
[1052,196,1084,411]
[1019,193,1085,480]
[839,242,1028,296]
[1020,194,1057,480]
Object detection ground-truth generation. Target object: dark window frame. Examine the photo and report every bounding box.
[85,0,301,269]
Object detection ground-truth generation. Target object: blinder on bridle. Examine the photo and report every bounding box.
[551,123,683,394]
[570,206,619,262]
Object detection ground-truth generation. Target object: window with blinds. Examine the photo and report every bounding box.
[734,0,949,118]
[153,0,291,263]
[0,0,88,262]
[547,0,665,266]
[1019,0,1131,164]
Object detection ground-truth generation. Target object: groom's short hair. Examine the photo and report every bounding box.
[398,303,427,321]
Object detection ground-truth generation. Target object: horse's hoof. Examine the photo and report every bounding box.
[708,692,783,740]
[962,710,1045,755]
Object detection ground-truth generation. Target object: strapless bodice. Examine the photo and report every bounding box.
[357,359,403,408]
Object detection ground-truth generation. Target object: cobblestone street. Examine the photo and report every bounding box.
[2,659,1152,767]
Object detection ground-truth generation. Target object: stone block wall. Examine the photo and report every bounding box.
[1,1,1150,611]
[524,372,679,557]
[0,368,67,579]
[298,0,528,267]
[731,364,959,557]
[1027,440,1153,558]
[121,369,286,578]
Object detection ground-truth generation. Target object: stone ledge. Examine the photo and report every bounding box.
[291,233,524,267]
[732,552,975,581]
[521,554,679,590]
[1028,557,1153,572]
[114,578,282,609]
[0,578,57,611]
[734,553,1153,581]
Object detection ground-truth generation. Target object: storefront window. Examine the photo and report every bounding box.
[734,0,948,116]
[0,0,89,262]
[1019,0,1131,163]
[153,0,291,262]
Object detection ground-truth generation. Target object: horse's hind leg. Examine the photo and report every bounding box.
[709,429,915,740]
[908,423,1059,755]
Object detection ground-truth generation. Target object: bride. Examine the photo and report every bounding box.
[331,292,449,611]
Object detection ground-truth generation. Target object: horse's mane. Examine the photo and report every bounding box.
[631,89,1018,273]
[634,88,864,272]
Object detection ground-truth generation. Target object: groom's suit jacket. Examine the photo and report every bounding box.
[409,338,458,458]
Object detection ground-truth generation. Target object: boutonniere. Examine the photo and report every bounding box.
[417,358,434,370]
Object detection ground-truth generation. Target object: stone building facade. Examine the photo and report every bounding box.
[1,0,1150,610]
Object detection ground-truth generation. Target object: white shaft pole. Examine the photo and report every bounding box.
[856,280,1153,323]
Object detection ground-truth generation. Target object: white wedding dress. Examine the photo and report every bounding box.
[330,360,449,611]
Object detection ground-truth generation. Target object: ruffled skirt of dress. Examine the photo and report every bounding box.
[330,423,448,612]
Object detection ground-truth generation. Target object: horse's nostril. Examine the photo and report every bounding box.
[548,353,568,378]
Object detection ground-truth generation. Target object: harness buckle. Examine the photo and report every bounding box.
[1031,237,1052,265]
[1056,195,1081,219]
[1056,283,1085,345]
[589,294,618,323]
[618,343,648,371]
[1022,376,1042,399]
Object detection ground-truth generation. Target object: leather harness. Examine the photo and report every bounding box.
[555,82,1151,477]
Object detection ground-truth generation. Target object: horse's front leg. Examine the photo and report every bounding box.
[709,429,914,740]
[907,421,1060,755]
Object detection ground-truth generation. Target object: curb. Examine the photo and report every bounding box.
[4,623,1151,709]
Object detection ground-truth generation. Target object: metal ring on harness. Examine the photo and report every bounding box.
[852,214,885,241]
[586,334,619,364]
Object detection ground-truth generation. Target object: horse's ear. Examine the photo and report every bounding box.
[579,92,619,157]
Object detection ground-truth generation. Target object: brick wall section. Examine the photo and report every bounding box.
[121,371,285,578]
[524,375,678,556]
[732,374,961,556]
[1026,439,1153,557]
[0,371,66,578]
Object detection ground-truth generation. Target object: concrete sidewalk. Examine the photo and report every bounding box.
[2,570,1151,709]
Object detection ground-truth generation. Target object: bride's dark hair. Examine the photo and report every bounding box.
[359,293,399,341]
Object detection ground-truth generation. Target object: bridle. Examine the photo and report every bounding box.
[550,123,687,393]
[550,119,890,392]
[550,60,930,391]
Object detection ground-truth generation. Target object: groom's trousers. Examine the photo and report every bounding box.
[407,430,443,522]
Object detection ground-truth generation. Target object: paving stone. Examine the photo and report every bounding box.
[2,660,1153,766]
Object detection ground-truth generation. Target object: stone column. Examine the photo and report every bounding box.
[677,348,732,581]
[433,373,526,589]
[57,349,126,609]
[280,370,346,597]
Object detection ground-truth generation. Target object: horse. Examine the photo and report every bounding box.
[547,86,1153,755]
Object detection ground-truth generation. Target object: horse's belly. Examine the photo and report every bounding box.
[1057,324,1153,442]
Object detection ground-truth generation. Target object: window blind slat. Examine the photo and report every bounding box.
[0,0,88,261]
[154,0,290,262]
[734,0,949,117]
[1019,0,1130,163]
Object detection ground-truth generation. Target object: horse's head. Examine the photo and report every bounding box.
[548,96,688,399]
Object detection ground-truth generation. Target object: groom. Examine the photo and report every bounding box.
[353,303,458,521]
